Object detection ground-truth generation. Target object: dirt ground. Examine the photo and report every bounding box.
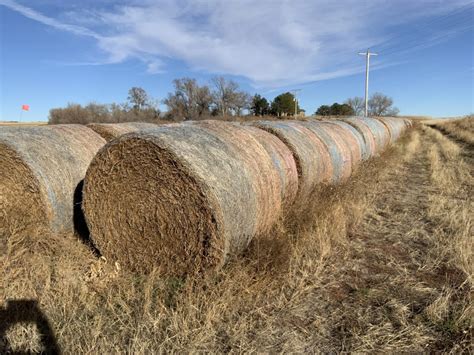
[1,118,472,353]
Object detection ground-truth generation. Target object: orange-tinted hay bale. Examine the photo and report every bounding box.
[354,117,391,153]
[374,117,407,143]
[87,122,159,141]
[340,117,377,159]
[184,120,282,233]
[82,123,283,274]
[298,121,352,183]
[238,125,298,207]
[319,121,363,166]
[0,125,106,241]
[250,120,334,199]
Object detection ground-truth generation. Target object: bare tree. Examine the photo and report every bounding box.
[344,97,365,116]
[232,92,252,116]
[127,87,149,111]
[368,93,399,116]
[211,76,240,116]
[163,78,212,121]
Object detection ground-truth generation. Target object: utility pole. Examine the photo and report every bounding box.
[291,89,301,116]
[358,49,378,117]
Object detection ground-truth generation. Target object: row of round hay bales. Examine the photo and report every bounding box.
[82,122,295,274]
[0,125,106,243]
[87,122,160,141]
[2,117,411,275]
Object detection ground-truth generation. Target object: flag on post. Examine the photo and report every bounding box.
[22,104,30,111]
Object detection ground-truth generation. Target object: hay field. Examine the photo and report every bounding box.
[1,118,472,353]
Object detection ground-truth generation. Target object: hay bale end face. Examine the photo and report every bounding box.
[87,122,160,141]
[0,125,106,240]
[83,123,284,274]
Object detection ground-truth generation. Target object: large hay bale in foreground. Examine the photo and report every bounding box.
[87,122,159,141]
[0,125,106,241]
[82,123,284,274]
[249,121,334,200]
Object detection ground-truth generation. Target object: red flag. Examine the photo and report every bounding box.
[22,104,30,111]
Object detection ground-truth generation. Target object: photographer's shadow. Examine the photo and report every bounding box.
[0,299,60,354]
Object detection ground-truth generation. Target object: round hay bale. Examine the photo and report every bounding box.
[183,120,282,233]
[0,125,106,241]
[339,117,377,159]
[319,121,363,166]
[238,125,298,208]
[298,121,353,183]
[375,117,407,143]
[82,123,283,274]
[353,117,391,153]
[190,121,298,208]
[87,122,159,141]
[249,120,334,199]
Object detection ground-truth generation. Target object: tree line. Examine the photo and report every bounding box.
[316,93,399,117]
[48,76,397,124]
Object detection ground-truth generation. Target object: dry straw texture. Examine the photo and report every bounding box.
[237,125,298,208]
[250,120,333,201]
[83,122,283,274]
[374,117,405,144]
[319,121,363,168]
[340,117,378,159]
[357,117,391,153]
[0,125,105,242]
[297,121,352,183]
[87,122,159,141]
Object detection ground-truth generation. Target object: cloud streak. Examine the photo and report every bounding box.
[1,0,472,87]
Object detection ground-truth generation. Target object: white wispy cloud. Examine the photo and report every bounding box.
[1,0,471,87]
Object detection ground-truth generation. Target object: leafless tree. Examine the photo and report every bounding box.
[344,97,365,116]
[210,76,241,116]
[163,78,212,121]
[368,93,399,116]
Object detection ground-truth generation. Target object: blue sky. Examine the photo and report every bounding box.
[0,0,473,121]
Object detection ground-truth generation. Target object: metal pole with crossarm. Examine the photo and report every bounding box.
[358,49,378,117]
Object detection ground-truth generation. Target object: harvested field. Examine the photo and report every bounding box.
[0,125,105,242]
[87,122,161,141]
[82,122,283,274]
[1,118,471,353]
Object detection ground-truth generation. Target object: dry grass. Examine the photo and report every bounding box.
[1,123,472,353]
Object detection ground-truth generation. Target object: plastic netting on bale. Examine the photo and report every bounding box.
[82,122,285,275]
[0,125,106,242]
[297,121,352,183]
[87,122,161,141]
[249,120,334,201]
[374,117,408,144]
[318,121,363,167]
[340,117,377,159]
[353,117,391,154]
